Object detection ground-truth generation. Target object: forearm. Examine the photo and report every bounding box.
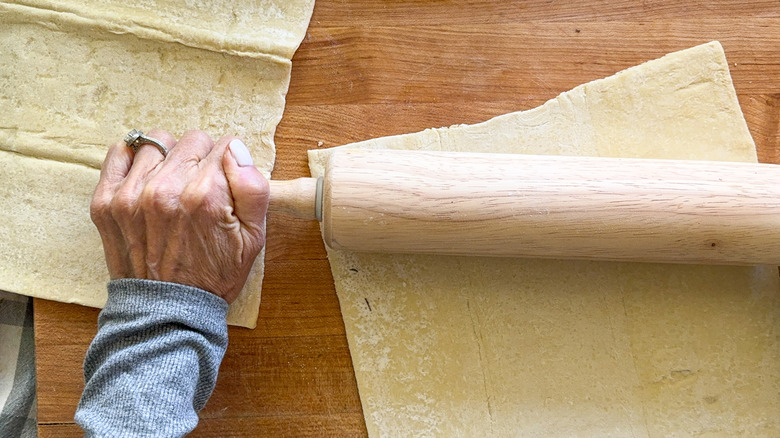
[76,279,228,437]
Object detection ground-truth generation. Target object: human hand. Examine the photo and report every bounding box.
[90,129,269,304]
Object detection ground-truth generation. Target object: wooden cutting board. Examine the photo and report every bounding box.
[34,1,780,436]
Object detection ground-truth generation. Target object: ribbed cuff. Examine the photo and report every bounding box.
[105,279,228,334]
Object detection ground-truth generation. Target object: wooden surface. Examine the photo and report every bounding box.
[35,1,780,436]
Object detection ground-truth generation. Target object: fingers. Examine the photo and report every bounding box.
[143,130,216,211]
[123,129,177,191]
[91,141,133,237]
[107,129,175,278]
[148,130,216,199]
[222,138,270,245]
[93,129,176,216]
[132,128,177,164]
[200,133,234,169]
[97,141,134,192]
[160,130,216,171]
[179,134,240,224]
[91,140,135,278]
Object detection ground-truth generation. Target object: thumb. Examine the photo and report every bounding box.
[223,139,270,240]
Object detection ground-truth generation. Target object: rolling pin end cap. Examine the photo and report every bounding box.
[315,176,324,222]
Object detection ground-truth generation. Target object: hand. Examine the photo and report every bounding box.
[90,129,269,304]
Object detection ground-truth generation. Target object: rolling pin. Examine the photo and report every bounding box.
[268,149,780,265]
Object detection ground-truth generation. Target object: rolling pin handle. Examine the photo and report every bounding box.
[268,177,322,221]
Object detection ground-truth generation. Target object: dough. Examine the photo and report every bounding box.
[309,42,780,436]
[0,0,315,327]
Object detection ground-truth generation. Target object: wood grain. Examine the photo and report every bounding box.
[269,178,320,220]
[309,1,780,25]
[288,21,780,105]
[323,151,780,264]
[35,0,780,436]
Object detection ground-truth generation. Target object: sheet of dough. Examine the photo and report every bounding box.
[309,42,780,436]
[0,0,315,328]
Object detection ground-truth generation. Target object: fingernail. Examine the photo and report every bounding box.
[229,139,254,167]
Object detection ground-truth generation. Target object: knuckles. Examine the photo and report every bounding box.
[180,174,224,216]
[180,182,208,212]
[181,129,214,149]
[97,172,225,225]
[109,187,140,220]
[140,178,181,216]
[90,187,113,226]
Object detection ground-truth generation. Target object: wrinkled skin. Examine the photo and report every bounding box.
[90,129,269,304]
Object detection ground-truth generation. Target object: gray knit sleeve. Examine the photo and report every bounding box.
[75,279,229,437]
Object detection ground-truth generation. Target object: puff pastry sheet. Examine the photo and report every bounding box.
[309,42,780,437]
[0,0,315,327]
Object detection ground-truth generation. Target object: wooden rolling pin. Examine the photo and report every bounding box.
[269,149,780,265]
